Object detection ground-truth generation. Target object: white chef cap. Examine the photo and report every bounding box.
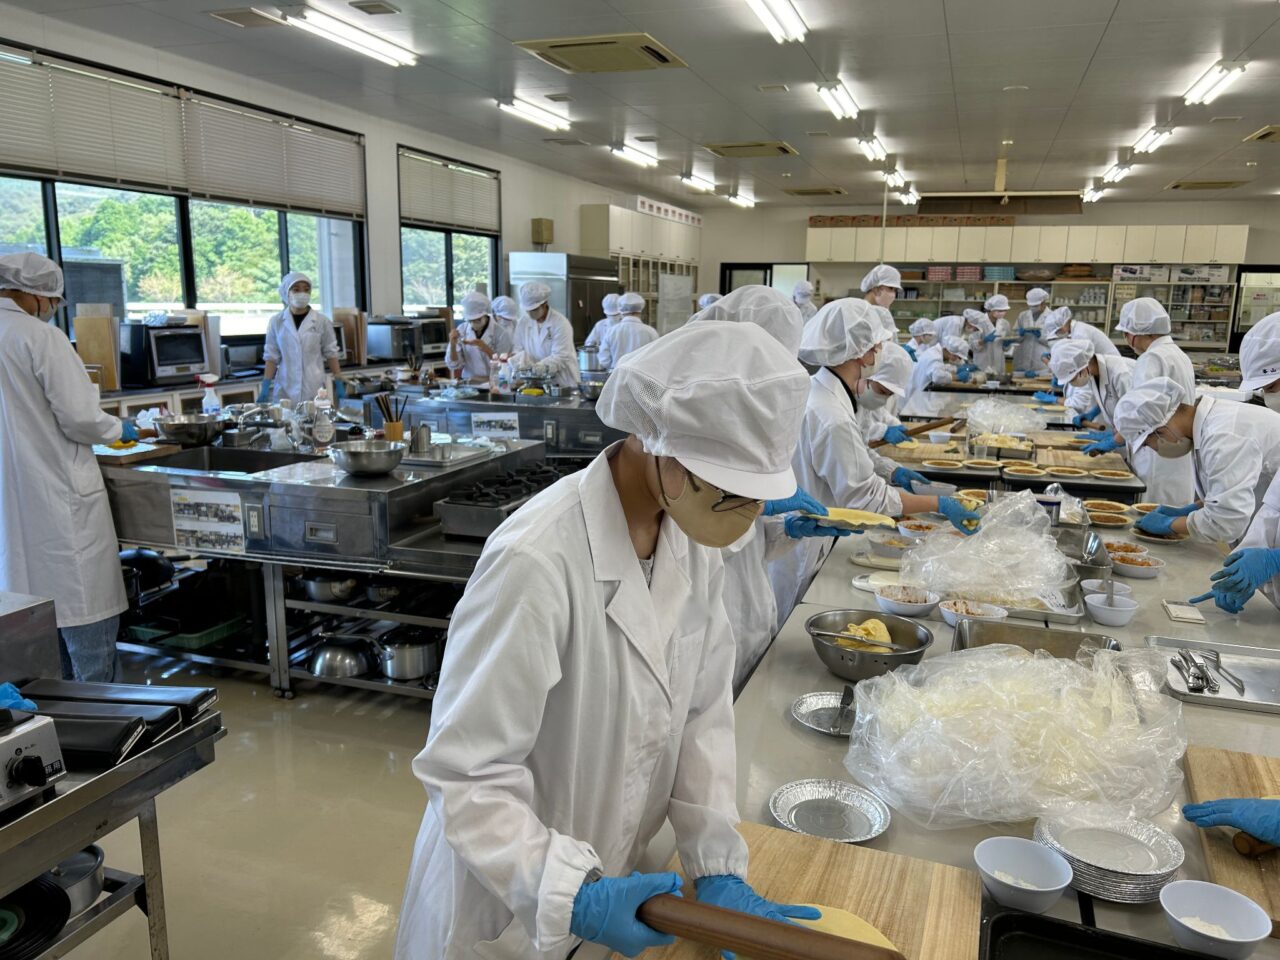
[908,317,935,338]
[1113,377,1186,454]
[966,314,995,336]
[869,341,913,398]
[697,292,722,310]
[984,294,1010,312]
[1041,307,1073,341]
[1048,338,1095,385]
[596,320,809,500]
[462,291,491,321]
[491,296,520,322]
[518,280,551,311]
[1025,288,1049,307]
[793,280,814,301]
[1240,312,1280,392]
[602,293,621,317]
[934,315,966,340]
[860,264,903,293]
[619,292,645,316]
[940,335,971,360]
[278,270,311,303]
[870,305,898,337]
[797,298,889,368]
[0,252,64,298]
[962,308,984,324]
[688,284,804,356]
[1116,297,1171,336]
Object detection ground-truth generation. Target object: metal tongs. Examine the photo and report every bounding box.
[1202,648,1246,694]
[1170,656,1205,693]
[1177,649,1219,694]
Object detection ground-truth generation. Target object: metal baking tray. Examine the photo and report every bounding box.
[1004,581,1087,624]
[1144,636,1280,715]
[954,619,1120,658]
[980,907,1206,960]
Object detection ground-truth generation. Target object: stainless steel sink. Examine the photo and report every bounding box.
[144,447,324,475]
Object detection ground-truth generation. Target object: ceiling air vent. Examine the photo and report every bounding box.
[1166,179,1248,191]
[515,34,687,74]
[703,140,798,158]
[1243,125,1280,144]
[634,135,659,143]
[545,93,574,102]
[349,0,400,13]
[784,186,847,197]
[543,138,590,146]
[757,83,790,93]
[208,8,284,28]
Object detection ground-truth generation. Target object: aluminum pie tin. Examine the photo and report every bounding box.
[790,692,854,738]
[1033,817,1182,902]
[769,779,890,843]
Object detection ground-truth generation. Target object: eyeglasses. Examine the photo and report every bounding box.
[685,471,762,513]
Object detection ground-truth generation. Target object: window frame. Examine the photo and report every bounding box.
[398,223,498,318]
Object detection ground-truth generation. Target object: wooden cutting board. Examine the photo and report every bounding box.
[1183,746,1280,936]
[620,821,981,960]
[1034,448,1130,472]
[93,441,181,464]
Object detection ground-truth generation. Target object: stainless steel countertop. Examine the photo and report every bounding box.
[900,389,1077,427]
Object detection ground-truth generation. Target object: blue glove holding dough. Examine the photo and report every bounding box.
[1135,510,1177,536]
[1033,390,1058,403]
[955,365,973,383]
[1072,406,1101,428]
[1183,799,1280,847]
[120,421,139,442]
[982,332,997,343]
[764,487,825,517]
[695,876,821,959]
[938,496,981,535]
[1155,503,1200,518]
[892,466,928,491]
[785,515,852,539]
[882,425,912,445]
[1082,434,1120,455]
[570,872,682,958]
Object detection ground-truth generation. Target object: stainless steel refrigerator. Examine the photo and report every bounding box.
[507,252,620,343]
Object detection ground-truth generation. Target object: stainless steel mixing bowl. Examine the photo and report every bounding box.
[329,439,405,476]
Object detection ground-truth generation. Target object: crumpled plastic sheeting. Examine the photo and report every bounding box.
[966,397,1047,436]
[898,490,1072,605]
[845,644,1186,829]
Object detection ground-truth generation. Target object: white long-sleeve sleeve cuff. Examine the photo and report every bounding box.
[533,833,602,951]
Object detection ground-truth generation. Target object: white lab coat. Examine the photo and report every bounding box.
[394,449,748,960]
[1131,335,1197,505]
[1184,397,1280,546]
[1012,307,1047,373]
[1236,475,1280,610]
[584,316,618,370]
[263,308,339,404]
[769,368,905,626]
[603,315,660,369]
[1064,354,1136,430]
[933,316,966,341]
[796,299,817,322]
[511,309,580,387]
[1071,321,1120,358]
[905,337,932,356]
[906,344,955,400]
[446,319,513,381]
[0,298,127,628]
[722,516,796,690]
[970,331,1004,376]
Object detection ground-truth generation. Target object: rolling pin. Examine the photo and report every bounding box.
[868,417,958,449]
[1232,830,1278,858]
[638,894,907,960]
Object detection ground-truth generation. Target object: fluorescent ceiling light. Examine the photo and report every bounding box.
[816,79,859,120]
[497,99,569,131]
[1102,163,1132,183]
[899,188,919,205]
[882,168,905,188]
[610,144,658,167]
[857,136,887,162]
[728,193,756,207]
[744,0,806,42]
[680,173,717,192]
[0,51,33,65]
[283,6,416,66]
[1132,126,1173,154]
[1082,186,1105,203]
[1184,59,1247,105]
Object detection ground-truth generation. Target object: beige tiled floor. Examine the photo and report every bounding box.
[67,653,432,960]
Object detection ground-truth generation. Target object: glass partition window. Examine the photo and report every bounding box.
[450,232,495,313]
[286,212,358,316]
[54,182,182,322]
[0,176,47,256]
[401,226,447,314]
[191,200,281,336]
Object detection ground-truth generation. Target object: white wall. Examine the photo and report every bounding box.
[0,3,633,315]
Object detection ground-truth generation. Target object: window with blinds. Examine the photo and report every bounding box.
[398,148,500,234]
[0,47,365,218]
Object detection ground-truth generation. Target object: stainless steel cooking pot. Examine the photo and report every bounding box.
[308,633,376,678]
[300,573,357,602]
[578,345,605,374]
[154,413,226,447]
[579,380,606,401]
[371,626,443,681]
[51,845,104,916]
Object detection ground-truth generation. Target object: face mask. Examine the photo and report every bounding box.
[35,296,57,322]
[288,291,310,311]
[657,460,760,548]
[872,287,895,307]
[1154,431,1193,460]
[1071,371,1091,389]
[857,381,890,410]
[1264,391,1280,413]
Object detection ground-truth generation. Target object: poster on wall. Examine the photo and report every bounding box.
[170,490,245,554]
[470,412,521,439]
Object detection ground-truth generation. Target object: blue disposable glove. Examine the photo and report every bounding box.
[333,379,347,402]
[1033,390,1058,403]
[938,496,981,535]
[257,379,273,404]
[695,875,821,958]
[785,515,853,539]
[903,344,917,362]
[892,466,928,491]
[1072,406,1101,428]
[570,872,682,958]
[982,332,997,343]
[1083,435,1120,455]
[1210,547,1280,596]
[1079,429,1112,443]
[120,421,139,442]
[763,487,825,517]
[1188,583,1252,614]
[0,682,37,712]
[1135,510,1177,536]
[1183,799,1280,847]
[955,366,972,383]
[1155,503,1201,518]
[882,425,912,445]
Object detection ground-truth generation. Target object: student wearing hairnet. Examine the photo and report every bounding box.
[860,264,902,310]
[856,338,916,446]
[905,317,936,357]
[1041,306,1120,358]
[933,313,967,342]
[510,281,579,386]
[491,295,520,336]
[394,322,820,959]
[984,293,1013,344]
[1048,339,1135,432]
[907,335,973,399]
[768,300,981,621]
[584,293,622,369]
[446,292,512,381]
[0,253,153,682]
[1012,288,1050,374]
[964,308,1003,376]
[687,286,848,688]
[696,292,722,311]
[259,271,344,404]
[793,279,817,321]
[1239,311,1280,412]
[603,292,659,369]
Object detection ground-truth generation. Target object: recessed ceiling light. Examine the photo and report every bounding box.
[780,172,792,177]
[1184,59,1248,105]
[1246,161,1259,167]
[1002,84,1029,92]
[1001,139,1014,146]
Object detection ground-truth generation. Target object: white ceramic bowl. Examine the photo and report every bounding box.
[911,480,958,498]
[939,600,1008,627]
[1084,593,1140,627]
[973,837,1072,915]
[874,586,941,618]
[897,520,940,539]
[1160,880,1272,959]
[1103,541,1149,559]
[1113,555,1165,579]
[1080,579,1133,598]
[868,532,914,559]
[927,430,953,444]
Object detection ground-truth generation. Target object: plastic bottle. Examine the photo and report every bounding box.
[199,375,221,416]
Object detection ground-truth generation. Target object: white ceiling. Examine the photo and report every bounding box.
[8,0,1280,207]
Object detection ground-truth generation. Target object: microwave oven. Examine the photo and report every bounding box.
[366,320,424,362]
[120,323,212,387]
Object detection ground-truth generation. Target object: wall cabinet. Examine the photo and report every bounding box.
[983,227,1013,262]
[1094,226,1127,262]
[580,204,700,262]
[1182,225,1217,263]
[1122,225,1156,263]
[1215,225,1248,263]
[1037,226,1068,262]
[1066,226,1097,262]
[956,227,985,261]
[1153,225,1187,263]
[1010,226,1040,262]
